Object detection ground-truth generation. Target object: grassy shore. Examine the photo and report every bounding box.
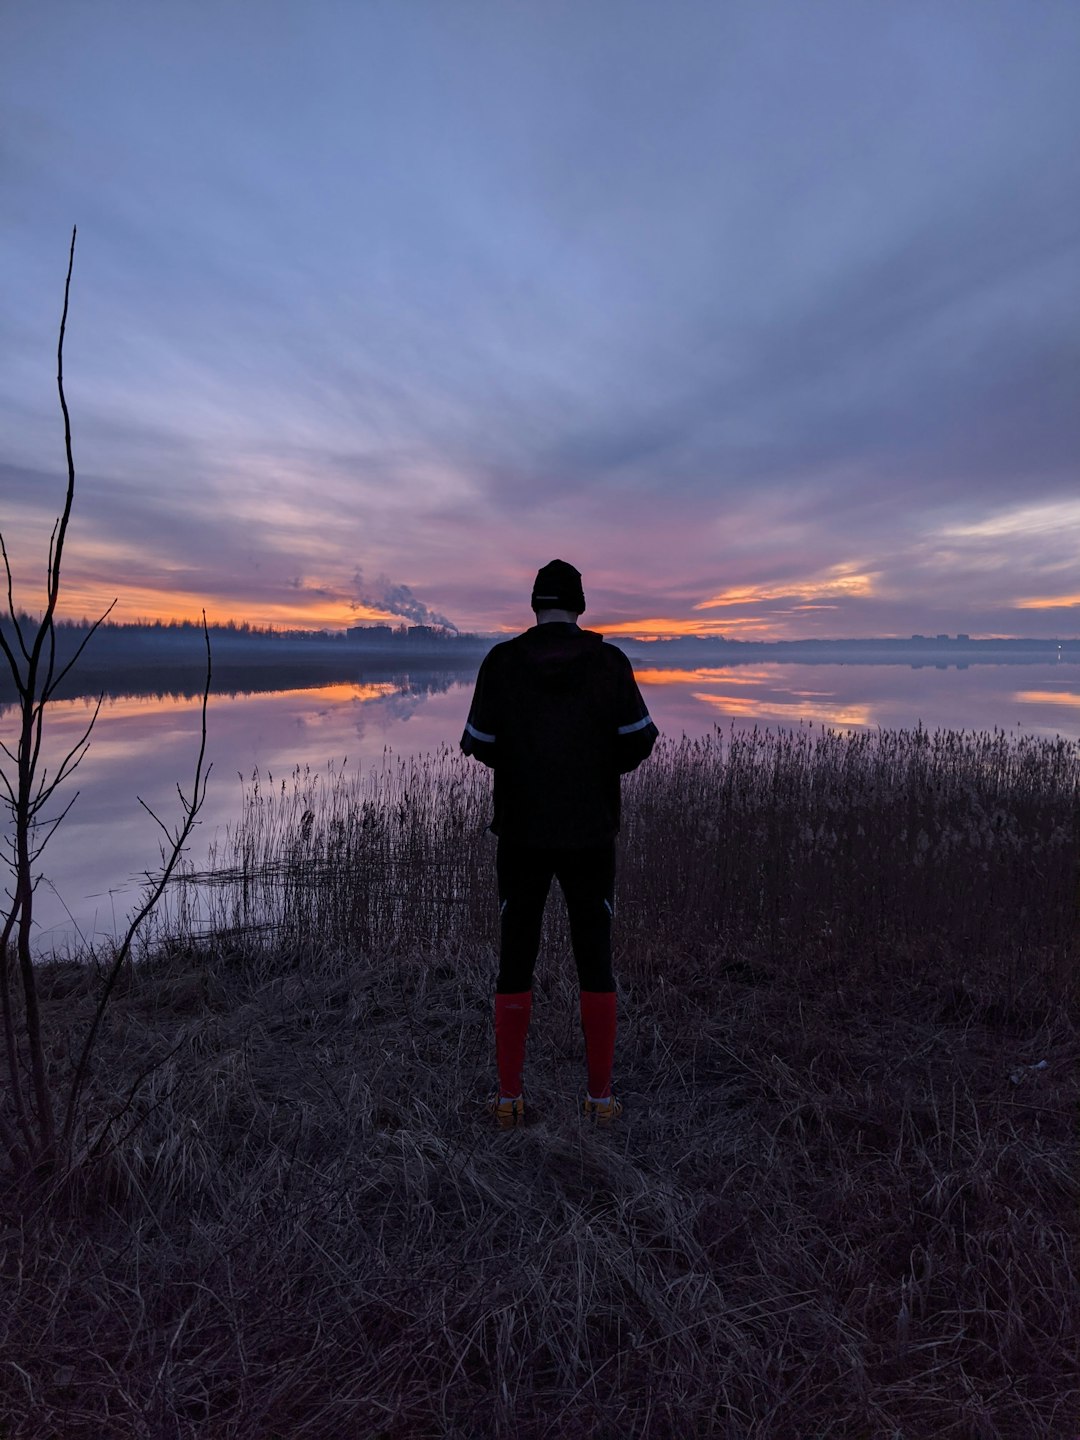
[2,727,1078,1438]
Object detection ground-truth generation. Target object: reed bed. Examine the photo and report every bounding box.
[2,725,1078,1438]
[167,725,1077,996]
[621,725,1079,995]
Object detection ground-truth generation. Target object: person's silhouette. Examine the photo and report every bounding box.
[461,560,658,1127]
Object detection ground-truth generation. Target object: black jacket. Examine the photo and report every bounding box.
[460,622,658,847]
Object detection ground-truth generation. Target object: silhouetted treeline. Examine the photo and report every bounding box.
[0,615,490,707]
[3,615,1077,709]
[1,615,488,647]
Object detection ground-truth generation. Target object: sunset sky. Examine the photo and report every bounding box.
[3,1,1078,640]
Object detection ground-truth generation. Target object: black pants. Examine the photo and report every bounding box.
[495,840,616,994]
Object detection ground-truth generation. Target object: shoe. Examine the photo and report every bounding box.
[583,1093,622,1124]
[489,1092,526,1129]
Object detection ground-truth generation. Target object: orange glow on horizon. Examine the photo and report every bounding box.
[50,584,402,632]
[494,617,766,638]
[597,615,782,639]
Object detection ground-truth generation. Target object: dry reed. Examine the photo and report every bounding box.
[2,725,1077,1438]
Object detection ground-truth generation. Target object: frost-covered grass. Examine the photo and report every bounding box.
[2,727,1077,1437]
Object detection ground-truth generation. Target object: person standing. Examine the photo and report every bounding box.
[460,560,659,1128]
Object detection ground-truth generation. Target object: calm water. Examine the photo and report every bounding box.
[4,659,1078,953]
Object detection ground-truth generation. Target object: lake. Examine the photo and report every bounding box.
[4,657,1078,953]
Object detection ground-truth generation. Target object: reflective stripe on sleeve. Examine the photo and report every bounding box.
[466,720,496,743]
[617,714,654,735]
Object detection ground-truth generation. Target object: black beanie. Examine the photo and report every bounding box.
[531,559,586,615]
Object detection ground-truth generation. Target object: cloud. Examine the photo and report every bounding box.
[600,615,780,639]
[1015,595,1080,612]
[695,566,877,610]
[3,2,1079,641]
[942,500,1080,543]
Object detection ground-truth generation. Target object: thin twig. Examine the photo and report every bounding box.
[23,791,81,867]
[84,1032,191,1162]
[0,532,30,666]
[0,901,35,1155]
[8,229,80,1162]
[42,600,116,699]
[30,696,102,810]
[61,614,212,1149]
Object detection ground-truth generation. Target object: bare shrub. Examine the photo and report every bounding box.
[0,231,211,1180]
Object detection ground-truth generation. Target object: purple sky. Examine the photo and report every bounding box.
[3,1,1078,639]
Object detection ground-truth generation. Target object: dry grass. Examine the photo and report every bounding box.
[1,727,1078,1438]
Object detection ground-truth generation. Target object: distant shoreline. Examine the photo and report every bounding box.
[1,623,1078,708]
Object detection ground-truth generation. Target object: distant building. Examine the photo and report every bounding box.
[407,625,438,642]
[957,633,970,642]
[936,633,949,642]
[347,625,394,645]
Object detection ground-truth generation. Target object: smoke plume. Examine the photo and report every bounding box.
[351,571,459,633]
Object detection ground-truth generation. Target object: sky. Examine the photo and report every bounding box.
[2,0,1079,641]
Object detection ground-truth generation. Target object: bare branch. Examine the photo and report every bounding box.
[0,631,24,697]
[61,614,212,1149]
[43,596,58,701]
[0,637,22,699]
[0,227,89,1172]
[32,755,89,816]
[44,524,58,619]
[137,794,175,846]
[7,227,80,1164]
[0,902,35,1157]
[25,791,81,866]
[17,228,80,779]
[84,1032,189,1161]
[45,520,58,609]
[26,697,49,811]
[43,601,117,699]
[50,226,78,610]
[0,531,30,667]
[31,695,101,808]
[0,1106,25,1169]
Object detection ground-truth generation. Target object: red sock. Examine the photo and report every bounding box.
[579,990,617,1099]
[494,991,532,1098]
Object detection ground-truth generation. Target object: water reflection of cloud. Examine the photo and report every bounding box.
[14,662,1080,954]
[1015,690,1080,709]
[692,691,874,728]
[636,664,873,727]
[293,683,402,727]
[635,662,1080,742]
[289,682,401,705]
[7,676,479,953]
[1,682,404,730]
[634,667,776,687]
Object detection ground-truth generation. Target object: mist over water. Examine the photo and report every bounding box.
[5,659,1078,955]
